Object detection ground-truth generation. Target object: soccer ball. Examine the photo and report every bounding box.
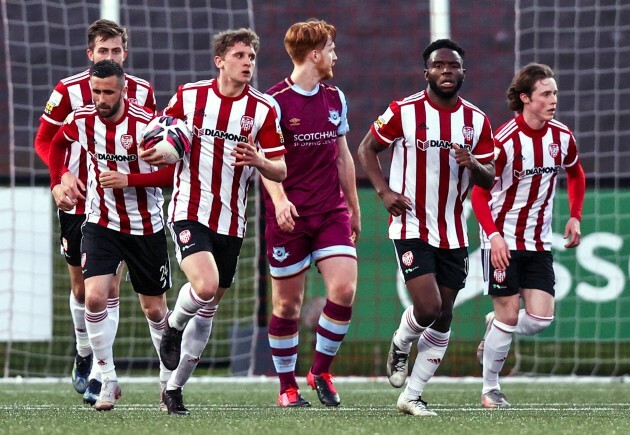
[142,116,192,164]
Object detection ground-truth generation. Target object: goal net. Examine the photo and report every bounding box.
[3,0,630,380]
[0,0,259,378]
[512,0,630,375]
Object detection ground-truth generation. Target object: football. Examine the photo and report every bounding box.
[142,116,192,164]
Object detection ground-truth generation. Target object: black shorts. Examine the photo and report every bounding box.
[393,238,469,290]
[170,220,244,289]
[58,211,86,266]
[81,223,171,296]
[482,249,555,297]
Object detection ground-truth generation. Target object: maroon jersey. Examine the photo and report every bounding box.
[264,78,349,218]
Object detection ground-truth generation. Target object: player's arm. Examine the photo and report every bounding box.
[99,165,175,189]
[358,131,411,217]
[452,142,495,189]
[337,135,361,242]
[49,126,84,211]
[34,121,60,167]
[261,175,298,233]
[563,159,586,249]
[231,133,287,182]
[471,185,510,270]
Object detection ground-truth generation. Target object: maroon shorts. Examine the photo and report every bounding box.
[265,209,356,279]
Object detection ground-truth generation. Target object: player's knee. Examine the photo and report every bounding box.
[412,302,441,326]
[519,313,553,335]
[273,299,301,319]
[191,281,219,302]
[328,282,356,306]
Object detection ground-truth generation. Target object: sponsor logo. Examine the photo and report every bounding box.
[179,229,191,244]
[462,126,475,141]
[181,243,196,252]
[402,251,414,267]
[98,359,107,366]
[493,269,506,283]
[417,139,472,152]
[193,126,247,143]
[93,153,138,162]
[127,98,138,105]
[240,115,254,132]
[120,134,134,150]
[374,117,385,130]
[427,358,442,364]
[514,165,561,179]
[548,142,560,158]
[404,266,419,274]
[187,357,201,363]
[81,253,87,268]
[272,246,289,262]
[289,117,300,126]
[293,130,337,143]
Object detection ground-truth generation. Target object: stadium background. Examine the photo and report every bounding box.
[1,0,629,378]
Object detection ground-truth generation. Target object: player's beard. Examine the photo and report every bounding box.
[97,98,122,119]
[428,76,463,100]
[316,60,334,81]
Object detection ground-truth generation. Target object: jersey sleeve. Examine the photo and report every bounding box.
[256,107,286,159]
[471,185,499,237]
[337,87,350,136]
[127,165,175,187]
[34,120,61,167]
[40,81,73,126]
[48,114,78,187]
[562,132,579,168]
[163,85,186,119]
[369,101,403,147]
[472,115,495,164]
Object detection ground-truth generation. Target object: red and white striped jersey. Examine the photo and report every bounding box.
[482,114,580,251]
[164,79,285,238]
[55,102,164,235]
[40,69,156,214]
[370,91,494,248]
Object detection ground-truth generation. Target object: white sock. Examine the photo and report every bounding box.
[394,306,431,353]
[169,282,213,331]
[85,308,117,381]
[405,328,450,398]
[514,309,553,335]
[482,319,516,394]
[69,293,90,356]
[146,314,173,384]
[108,297,120,337]
[168,304,217,390]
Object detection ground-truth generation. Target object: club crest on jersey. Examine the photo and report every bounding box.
[179,230,191,244]
[81,253,87,268]
[402,251,414,267]
[240,116,254,132]
[272,246,289,262]
[120,134,134,149]
[328,110,341,126]
[548,143,560,158]
[462,126,475,142]
[494,269,506,283]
